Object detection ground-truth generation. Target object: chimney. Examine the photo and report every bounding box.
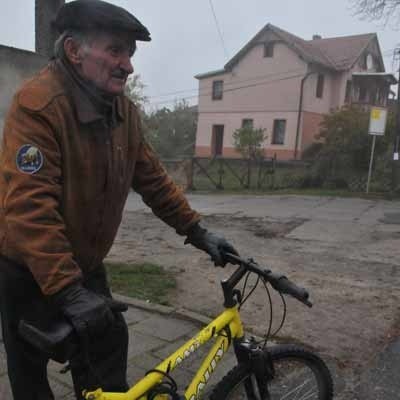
[312,34,322,40]
[35,0,65,59]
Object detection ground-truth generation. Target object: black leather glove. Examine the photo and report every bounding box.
[185,224,238,266]
[51,282,115,339]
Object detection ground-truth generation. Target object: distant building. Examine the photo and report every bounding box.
[194,24,396,160]
[0,46,45,132]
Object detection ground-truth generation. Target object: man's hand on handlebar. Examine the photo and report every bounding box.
[185,223,238,267]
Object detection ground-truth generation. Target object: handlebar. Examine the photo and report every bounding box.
[18,299,128,364]
[224,253,312,307]
[18,256,311,362]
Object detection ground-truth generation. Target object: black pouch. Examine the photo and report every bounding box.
[18,316,78,364]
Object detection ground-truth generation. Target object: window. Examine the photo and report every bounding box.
[359,85,368,102]
[272,120,286,145]
[316,74,324,98]
[212,80,223,100]
[212,125,224,156]
[242,119,254,128]
[264,42,274,58]
[344,80,352,104]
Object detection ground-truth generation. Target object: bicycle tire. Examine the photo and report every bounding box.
[209,344,333,400]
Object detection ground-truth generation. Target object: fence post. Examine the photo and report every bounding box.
[186,157,195,191]
[271,154,277,189]
[257,157,262,189]
[217,157,224,190]
[246,158,251,189]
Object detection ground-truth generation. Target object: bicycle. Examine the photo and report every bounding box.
[19,252,334,400]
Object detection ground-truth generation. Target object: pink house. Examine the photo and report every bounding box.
[194,24,395,160]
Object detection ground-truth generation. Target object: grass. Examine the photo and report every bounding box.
[105,261,176,305]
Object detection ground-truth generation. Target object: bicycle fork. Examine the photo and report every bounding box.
[233,337,274,400]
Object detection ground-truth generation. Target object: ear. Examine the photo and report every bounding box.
[63,37,84,66]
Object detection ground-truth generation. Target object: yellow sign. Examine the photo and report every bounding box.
[369,107,387,136]
[371,109,381,120]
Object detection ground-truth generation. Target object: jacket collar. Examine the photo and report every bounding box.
[56,59,124,127]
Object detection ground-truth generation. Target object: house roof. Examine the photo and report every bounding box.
[196,24,379,79]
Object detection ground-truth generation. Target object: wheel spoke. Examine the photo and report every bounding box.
[210,346,333,400]
[279,378,311,399]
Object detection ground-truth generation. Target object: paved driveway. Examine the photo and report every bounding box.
[123,192,400,399]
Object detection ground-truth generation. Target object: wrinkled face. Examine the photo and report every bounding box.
[68,31,135,95]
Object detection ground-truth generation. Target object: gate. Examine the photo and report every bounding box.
[188,155,276,191]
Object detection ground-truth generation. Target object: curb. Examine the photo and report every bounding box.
[112,293,211,326]
[113,293,268,339]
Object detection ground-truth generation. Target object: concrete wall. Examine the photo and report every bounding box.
[0,45,46,134]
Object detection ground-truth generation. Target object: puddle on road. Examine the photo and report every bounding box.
[380,213,400,224]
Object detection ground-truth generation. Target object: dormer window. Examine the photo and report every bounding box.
[212,80,223,100]
[264,42,274,58]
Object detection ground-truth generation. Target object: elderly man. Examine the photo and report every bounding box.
[0,1,237,399]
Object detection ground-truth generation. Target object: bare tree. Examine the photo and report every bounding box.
[124,74,148,110]
[352,0,400,24]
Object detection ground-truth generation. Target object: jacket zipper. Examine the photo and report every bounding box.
[91,130,113,268]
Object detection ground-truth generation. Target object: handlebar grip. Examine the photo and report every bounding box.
[224,252,243,265]
[267,274,312,307]
[18,317,78,364]
[18,299,129,363]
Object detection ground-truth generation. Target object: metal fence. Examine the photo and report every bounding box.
[160,156,400,194]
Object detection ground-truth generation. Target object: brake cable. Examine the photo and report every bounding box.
[146,369,181,400]
[240,271,252,304]
[235,264,289,348]
[271,292,287,338]
[261,278,274,346]
[239,273,260,309]
[259,279,287,348]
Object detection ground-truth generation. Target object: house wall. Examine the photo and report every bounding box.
[301,111,324,151]
[299,70,346,152]
[302,71,334,114]
[0,45,46,134]
[195,42,308,160]
[196,111,300,160]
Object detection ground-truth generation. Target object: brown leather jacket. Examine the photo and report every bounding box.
[0,63,200,295]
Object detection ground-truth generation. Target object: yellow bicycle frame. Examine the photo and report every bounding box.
[83,305,244,400]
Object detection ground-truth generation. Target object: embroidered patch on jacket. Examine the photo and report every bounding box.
[16,145,44,174]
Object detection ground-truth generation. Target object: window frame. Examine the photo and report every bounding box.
[272,119,286,145]
[316,74,325,99]
[211,124,224,156]
[241,119,254,129]
[344,80,353,104]
[212,80,224,100]
[264,42,274,58]
[359,85,368,103]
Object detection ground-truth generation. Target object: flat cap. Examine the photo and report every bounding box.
[54,0,151,41]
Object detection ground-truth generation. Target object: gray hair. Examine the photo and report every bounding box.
[53,29,92,59]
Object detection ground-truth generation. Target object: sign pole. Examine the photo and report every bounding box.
[366,135,377,194]
[366,107,388,194]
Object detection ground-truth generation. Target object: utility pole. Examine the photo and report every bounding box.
[392,48,400,192]
[35,0,65,59]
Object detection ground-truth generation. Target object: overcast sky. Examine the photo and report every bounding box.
[1,0,399,110]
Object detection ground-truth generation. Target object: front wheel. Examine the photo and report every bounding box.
[209,345,333,400]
